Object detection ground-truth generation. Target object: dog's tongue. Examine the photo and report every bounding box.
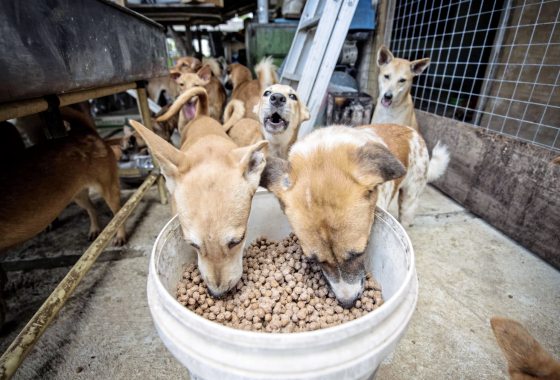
[381,98,392,107]
[182,100,197,120]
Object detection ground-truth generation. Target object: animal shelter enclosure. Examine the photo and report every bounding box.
[0,1,559,379]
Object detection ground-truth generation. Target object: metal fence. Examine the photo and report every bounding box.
[389,0,560,152]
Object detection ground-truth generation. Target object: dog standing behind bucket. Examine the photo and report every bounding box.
[131,87,268,297]
[372,45,430,131]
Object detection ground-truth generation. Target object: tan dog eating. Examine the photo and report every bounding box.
[130,87,268,297]
[371,45,431,130]
[254,84,309,158]
[261,124,448,306]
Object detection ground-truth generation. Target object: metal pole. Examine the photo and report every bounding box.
[257,0,268,24]
[135,83,168,205]
[0,82,137,122]
[0,172,158,380]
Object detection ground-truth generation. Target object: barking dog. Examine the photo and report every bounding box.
[491,317,560,379]
[254,84,309,159]
[372,45,431,131]
[130,87,268,297]
[223,57,278,122]
[261,124,448,306]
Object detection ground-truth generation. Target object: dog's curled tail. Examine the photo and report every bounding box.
[255,56,278,90]
[222,100,245,133]
[202,57,222,78]
[156,87,208,122]
[427,141,450,182]
[491,317,560,378]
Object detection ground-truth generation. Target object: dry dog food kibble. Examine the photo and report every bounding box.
[176,233,383,333]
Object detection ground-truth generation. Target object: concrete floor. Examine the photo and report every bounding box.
[1,185,559,379]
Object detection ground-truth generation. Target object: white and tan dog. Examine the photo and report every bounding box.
[254,84,309,159]
[372,45,431,131]
[223,84,309,156]
[130,87,268,297]
[261,124,448,306]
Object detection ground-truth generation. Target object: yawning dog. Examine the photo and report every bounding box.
[130,87,268,297]
[171,64,227,124]
[261,124,449,306]
[372,45,431,131]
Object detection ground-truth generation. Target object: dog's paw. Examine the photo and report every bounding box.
[113,234,127,247]
[88,229,101,241]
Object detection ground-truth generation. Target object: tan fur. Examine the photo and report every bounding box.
[0,108,126,251]
[260,124,444,306]
[372,45,430,131]
[174,56,202,73]
[491,317,560,380]
[225,58,278,121]
[227,119,265,147]
[254,84,310,159]
[129,89,268,297]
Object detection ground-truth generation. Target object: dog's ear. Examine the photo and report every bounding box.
[260,156,293,198]
[170,69,181,81]
[197,65,212,83]
[490,317,560,378]
[354,143,406,188]
[410,58,431,75]
[128,120,184,193]
[299,101,310,122]
[377,46,394,67]
[232,140,269,189]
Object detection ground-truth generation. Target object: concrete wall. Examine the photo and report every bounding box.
[418,110,560,268]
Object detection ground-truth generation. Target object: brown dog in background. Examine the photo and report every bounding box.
[0,107,126,251]
[491,317,560,379]
[223,57,278,122]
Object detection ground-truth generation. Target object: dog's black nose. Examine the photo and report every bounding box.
[384,92,393,100]
[270,93,286,107]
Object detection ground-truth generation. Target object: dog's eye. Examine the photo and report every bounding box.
[288,94,297,100]
[227,234,245,249]
[263,90,271,97]
[180,83,184,87]
[399,78,406,83]
[190,242,200,250]
[384,74,390,79]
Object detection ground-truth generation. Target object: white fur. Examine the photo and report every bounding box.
[427,141,450,182]
[290,126,386,158]
[254,56,278,89]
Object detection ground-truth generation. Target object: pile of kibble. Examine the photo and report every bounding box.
[176,233,383,333]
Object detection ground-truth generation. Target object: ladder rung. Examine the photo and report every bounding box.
[298,16,321,32]
[282,72,301,81]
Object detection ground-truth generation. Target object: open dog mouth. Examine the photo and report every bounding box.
[182,98,198,120]
[381,98,392,107]
[264,112,288,133]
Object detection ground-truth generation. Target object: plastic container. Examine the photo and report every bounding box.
[147,191,418,380]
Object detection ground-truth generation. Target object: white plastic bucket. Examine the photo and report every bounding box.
[147,191,418,380]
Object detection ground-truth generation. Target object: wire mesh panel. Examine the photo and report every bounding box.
[390,0,560,152]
